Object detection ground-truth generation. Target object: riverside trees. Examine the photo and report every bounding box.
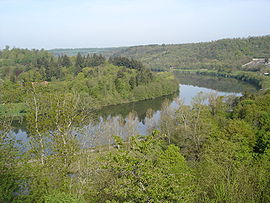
[158,92,270,202]
[0,89,270,202]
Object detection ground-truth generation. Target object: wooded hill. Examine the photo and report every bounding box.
[49,35,270,71]
[111,35,270,71]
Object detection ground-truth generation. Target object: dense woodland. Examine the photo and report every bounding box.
[0,48,178,117]
[0,37,270,202]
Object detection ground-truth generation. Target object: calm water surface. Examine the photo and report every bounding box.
[10,74,257,147]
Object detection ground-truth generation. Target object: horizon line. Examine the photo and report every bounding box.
[1,34,269,51]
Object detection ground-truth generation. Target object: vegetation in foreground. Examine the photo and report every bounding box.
[0,89,270,202]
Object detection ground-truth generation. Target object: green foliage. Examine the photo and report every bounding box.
[44,192,83,203]
[194,117,265,202]
[84,53,106,67]
[0,103,26,118]
[59,55,72,67]
[1,90,270,202]
[0,80,25,103]
[0,142,20,202]
[232,93,270,154]
[97,133,195,202]
[109,56,143,70]
[0,119,21,202]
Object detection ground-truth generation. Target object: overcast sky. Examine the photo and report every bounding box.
[0,0,269,49]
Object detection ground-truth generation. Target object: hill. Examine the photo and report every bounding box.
[110,35,270,71]
[48,35,270,71]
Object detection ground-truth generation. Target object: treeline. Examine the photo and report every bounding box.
[109,56,143,70]
[0,67,176,113]
[48,47,123,57]
[0,47,153,82]
[0,89,269,202]
[110,35,270,71]
[0,47,106,82]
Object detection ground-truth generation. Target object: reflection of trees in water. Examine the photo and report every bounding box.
[95,93,177,121]
[11,118,27,134]
[80,98,181,149]
[174,72,258,93]
[11,92,238,153]
[12,74,249,149]
[80,111,141,148]
[10,93,177,143]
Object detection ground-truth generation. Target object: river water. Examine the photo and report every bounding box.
[10,74,258,148]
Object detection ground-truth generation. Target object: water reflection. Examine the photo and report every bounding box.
[179,84,241,105]
[95,93,177,121]
[174,72,258,93]
[9,74,257,149]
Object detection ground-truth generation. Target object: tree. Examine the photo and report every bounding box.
[196,120,262,202]
[109,56,143,70]
[62,54,72,67]
[95,132,195,202]
[129,76,136,89]
[172,94,217,161]
[75,53,84,73]
[160,99,177,144]
[0,119,21,202]
[24,88,93,201]
[84,54,105,67]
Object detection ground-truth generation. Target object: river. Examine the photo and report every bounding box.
[10,73,258,148]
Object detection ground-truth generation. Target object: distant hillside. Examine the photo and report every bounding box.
[111,35,270,71]
[48,36,270,71]
[49,47,125,57]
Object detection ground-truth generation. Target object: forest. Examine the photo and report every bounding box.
[0,48,178,118]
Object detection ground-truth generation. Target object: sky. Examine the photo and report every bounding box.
[0,0,269,49]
